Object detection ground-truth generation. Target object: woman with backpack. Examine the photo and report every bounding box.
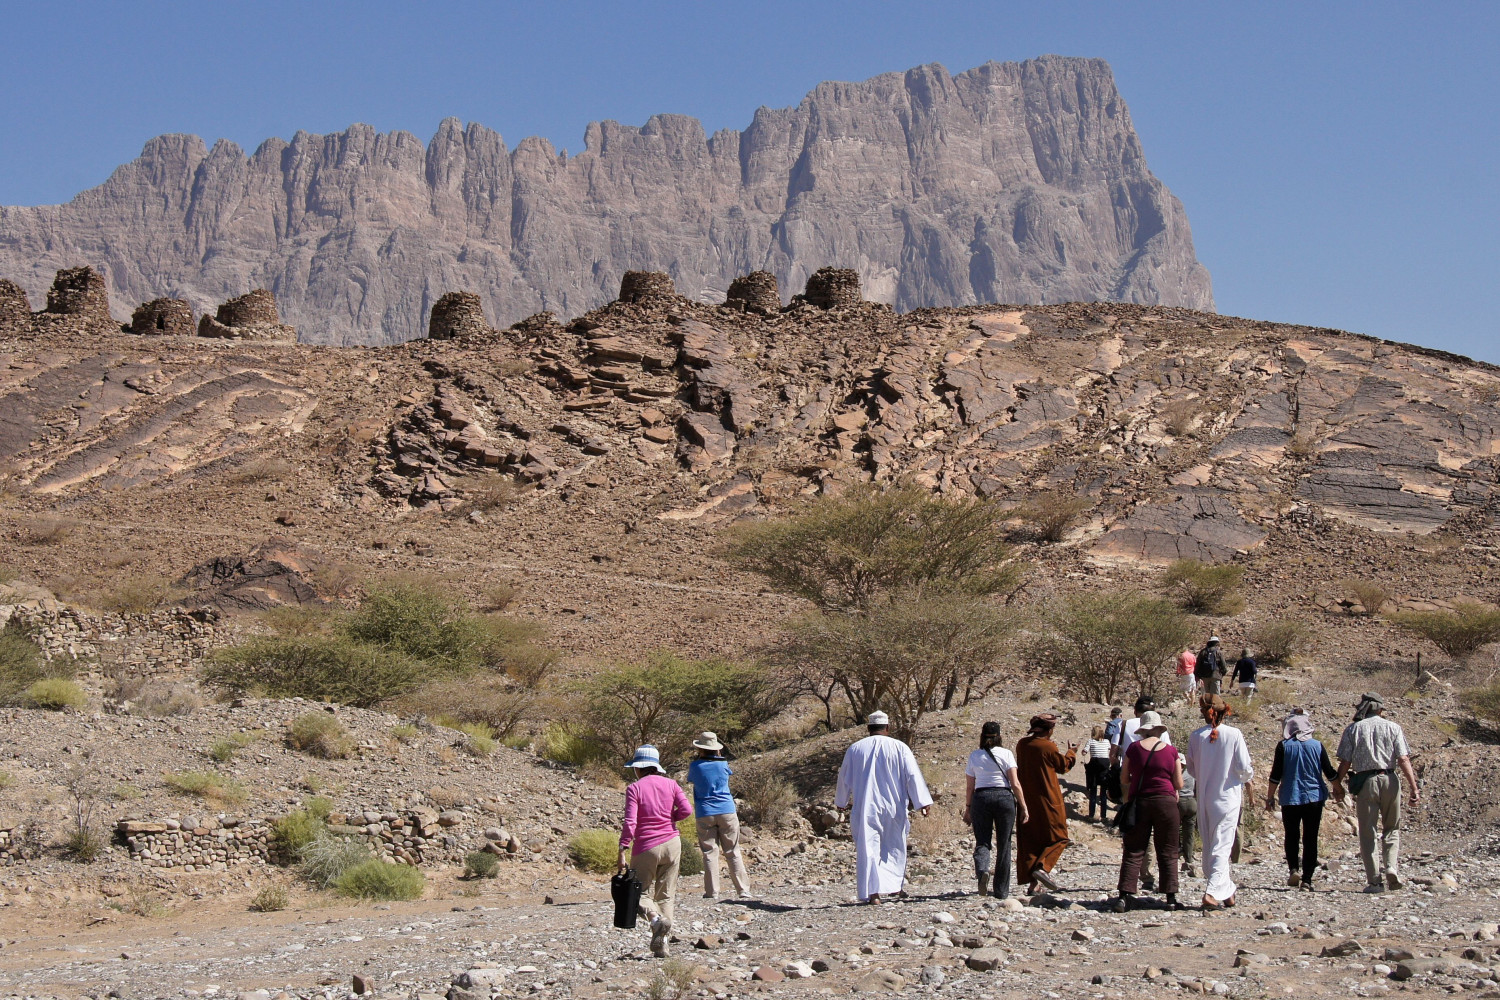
[963,721,1030,899]
[1112,711,1184,911]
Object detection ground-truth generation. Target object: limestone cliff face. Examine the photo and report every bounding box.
[0,56,1212,345]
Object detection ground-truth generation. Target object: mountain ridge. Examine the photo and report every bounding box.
[0,55,1213,344]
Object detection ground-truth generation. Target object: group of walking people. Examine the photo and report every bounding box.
[612,687,1420,955]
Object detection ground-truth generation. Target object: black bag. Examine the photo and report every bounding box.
[1104,762,1124,804]
[611,869,643,929]
[1117,745,1159,832]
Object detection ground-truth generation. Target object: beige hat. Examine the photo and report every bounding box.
[1137,711,1167,736]
[692,731,724,752]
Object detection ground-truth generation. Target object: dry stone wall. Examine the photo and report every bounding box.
[0,599,221,681]
[198,289,297,342]
[725,271,781,314]
[428,291,492,340]
[803,267,863,309]
[130,297,194,336]
[617,271,675,303]
[0,279,30,330]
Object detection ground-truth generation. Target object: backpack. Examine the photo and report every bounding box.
[1196,646,1224,679]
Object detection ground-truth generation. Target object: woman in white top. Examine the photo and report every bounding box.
[962,721,1031,899]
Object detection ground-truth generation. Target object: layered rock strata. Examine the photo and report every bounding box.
[0,56,1212,344]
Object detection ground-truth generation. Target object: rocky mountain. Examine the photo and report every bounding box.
[0,55,1212,345]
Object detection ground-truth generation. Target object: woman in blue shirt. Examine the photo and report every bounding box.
[686,732,752,900]
[1263,710,1344,890]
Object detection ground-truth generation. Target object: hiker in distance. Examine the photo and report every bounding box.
[1336,692,1420,893]
[617,744,692,957]
[835,711,933,904]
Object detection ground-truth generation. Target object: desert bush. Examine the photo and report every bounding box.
[1344,579,1391,615]
[117,886,165,917]
[205,636,423,707]
[209,731,259,763]
[482,583,519,612]
[776,596,1017,736]
[677,819,703,877]
[307,559,359,599]
[1461,681,1500,726]
[273,802,330,858]
[64,827,106,862]
[733,770,799,833]
[22,518,75,546]
[389,723,420,744]
[231,456,294,483]
[299,834,371,888]
[25,677,87,710]
[111,782,141,801]
[1286,430,1320,459]
[1249,618,1311,665]
[464,851,500,879]
[721,483,1021,612]
[1163,401,1202,438]
[1026,592,1195,704]
[394,675,536,739]
[1390,600,1500,661]
[574,652,791,767]
[456,722,496,756]
[288,712,353,759]
[99,576,186,615]
[648,959,700,1000]
[463,474,526,513]
[0,624,67,706]
[164,769,247,806]
[539,722,601,767]
[1008,492,1094,543]
[250,885,289,912]
[1161,559,1246,615]
[334,859,424,900]
[0,770,14,792]
[107,673,202,716]
[568,829,620,873]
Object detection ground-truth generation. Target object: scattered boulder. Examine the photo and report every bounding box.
[617,270,675,302]
[0,279,30,330]
[198,289,297,342]
[965,947,1008,972]
[180,536,326,610]
[130,298,194,336]
[803,267,861,308]
[428,292,493,340]
[725,270,780,314]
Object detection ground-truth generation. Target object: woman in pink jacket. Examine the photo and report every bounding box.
[617,744,693,957]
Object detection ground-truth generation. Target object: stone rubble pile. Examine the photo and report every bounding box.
[129,297,194,336]
[198,289,297,342]
[427,292,495,340]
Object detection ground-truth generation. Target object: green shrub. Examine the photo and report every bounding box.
[288,712,354,759]
[1460,681,1500,726]
[251,885,289,912]
[395,675,536,739]
[164,769,248,806]
[456,722,495,756]
[333,859,425,900]
[25,678,87,710]
[0,624,69,706]
[100,576,186,614]
[389,723,420,744]
[464,851,500,879]
[209,731,259,763]
[734,770,799,832]
[677,819,703,877]
[539,722,602,766]
[65,827,105,862]
[1026,591,1195,704]
[299,834,372,888]
[568,829,620,874]
[205,636,424,707]
[1161,559,1246,615]
[1343,579,1390,615]
[1249,618,1311,665]
[273,803,329,858]
[1009,491,1094,543]
[1391,601,1500,661]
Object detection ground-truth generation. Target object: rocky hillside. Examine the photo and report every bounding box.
[0,56,1212,345]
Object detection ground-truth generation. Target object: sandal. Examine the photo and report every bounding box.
[1201,894,1221,911]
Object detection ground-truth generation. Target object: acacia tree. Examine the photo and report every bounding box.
[1025,592,1194,703]
[723,484,1024,737]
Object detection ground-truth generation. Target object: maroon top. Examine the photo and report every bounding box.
[1125,740,1180,799]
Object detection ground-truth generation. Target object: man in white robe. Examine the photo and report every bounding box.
[1184,694,1253,909]
[835,711,933,903]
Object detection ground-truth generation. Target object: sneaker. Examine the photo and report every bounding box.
[649,916,671,957]
[1361,883,1385,894]
[1385,872,1403,891]
[737,890,755,900]
[703,893,717,900]
[1030,867,1061,892]
[1111,894,1131,913]
[1286,872,1301,889]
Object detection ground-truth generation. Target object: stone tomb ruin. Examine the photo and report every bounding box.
[129,297,194,336]
[803,267,863,309]
[617,270,676,303]
[725,270,781,314]
[23,266,122,337]
[197,289,297,343]
[0,279,29,331]
[427,291,494,340]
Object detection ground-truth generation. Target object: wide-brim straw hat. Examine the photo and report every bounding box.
[1137,710,1167,736]
[692,731,724,752]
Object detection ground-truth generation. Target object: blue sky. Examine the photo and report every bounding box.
[2,1,1496,359]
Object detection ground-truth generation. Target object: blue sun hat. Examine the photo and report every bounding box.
[628,744,666,773]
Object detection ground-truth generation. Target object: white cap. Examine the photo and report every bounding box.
[1208,636,1221,644]
[867,711,890,726]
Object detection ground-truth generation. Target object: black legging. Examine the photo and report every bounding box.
[1281,800,1325,881]
[971,786,1017,900]
[1084,759,1111,821]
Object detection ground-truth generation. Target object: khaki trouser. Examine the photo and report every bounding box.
[1357,772,1401,885]
[696,812,750,897]
[630,836,681,925]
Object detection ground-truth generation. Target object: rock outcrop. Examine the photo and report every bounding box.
[130,297,194,336]
[427,292,493,340]
[197,289,296,342]
[0,56,1212,345]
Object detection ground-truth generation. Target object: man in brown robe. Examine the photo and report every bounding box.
[1015,713,1077,893]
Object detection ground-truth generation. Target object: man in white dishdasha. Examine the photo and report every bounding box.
[835,711,933,904]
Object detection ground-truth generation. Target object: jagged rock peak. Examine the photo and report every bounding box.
[0,55,1213,345]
